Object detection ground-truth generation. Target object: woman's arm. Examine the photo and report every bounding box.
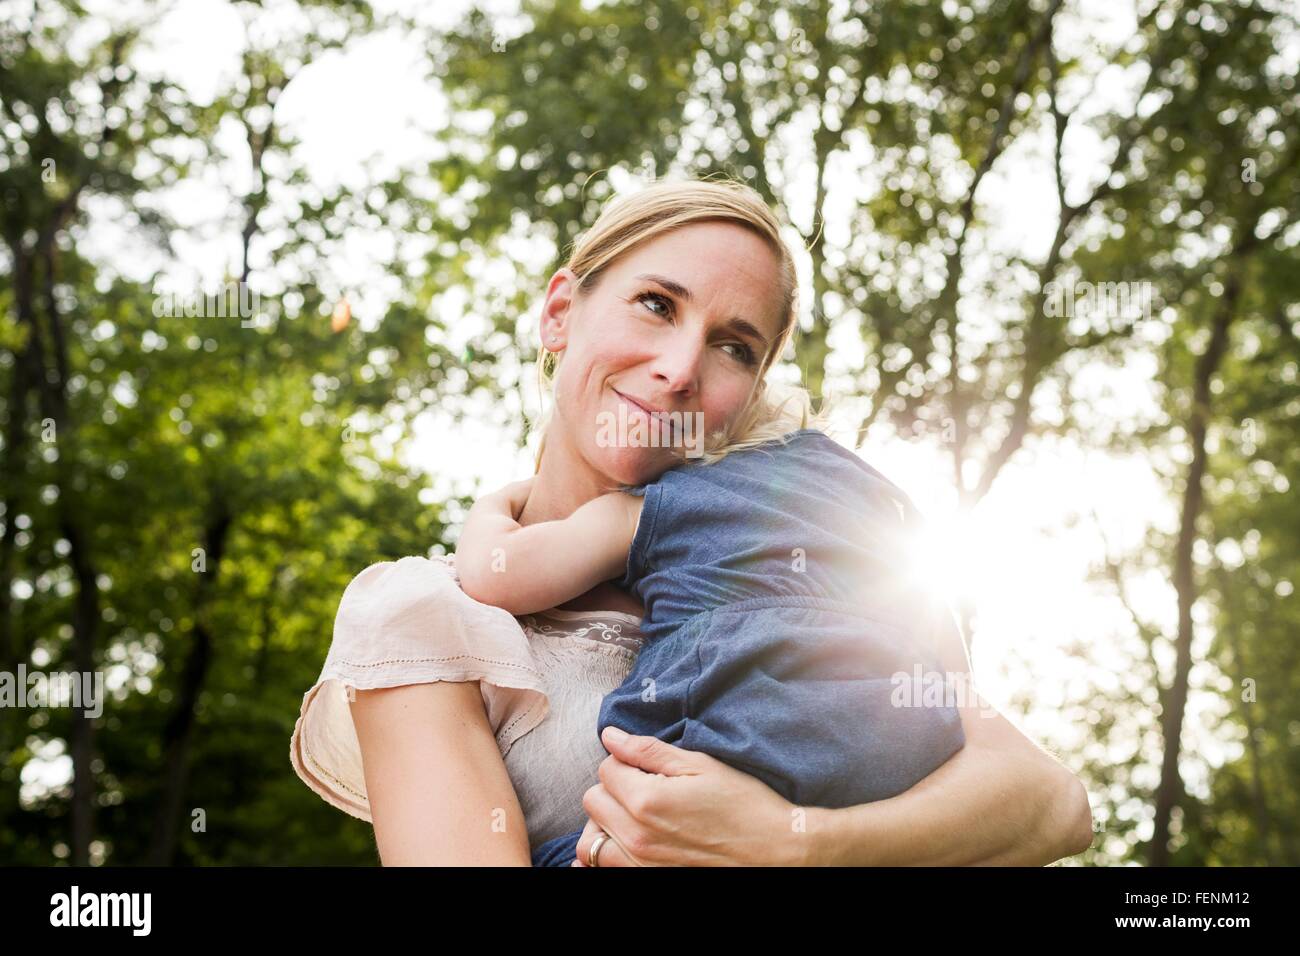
[457,481,642,616]
[350,681,532,866]
[575,710,1092,867]
[807,642,1094,865]
[803,601,1094,865]
[573,605,1093,866]
[803,708,1094,866]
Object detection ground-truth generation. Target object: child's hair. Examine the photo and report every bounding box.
[690,374,832,466]
[529,175,833,471]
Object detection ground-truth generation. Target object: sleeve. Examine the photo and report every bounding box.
[615,480,662,593]
[677,597,967,809]
[289,554,550,823]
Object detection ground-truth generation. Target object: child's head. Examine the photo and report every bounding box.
[689,374,833,466]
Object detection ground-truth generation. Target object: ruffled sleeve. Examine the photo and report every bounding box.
[289,554,549,822]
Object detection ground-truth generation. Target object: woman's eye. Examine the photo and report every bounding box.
[636,291,672,319]
[723,342,757,365]
[636,292,756,365]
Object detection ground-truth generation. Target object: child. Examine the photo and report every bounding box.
[457,426,966,866]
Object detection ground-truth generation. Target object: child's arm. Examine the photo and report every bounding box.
[456,480,643,616]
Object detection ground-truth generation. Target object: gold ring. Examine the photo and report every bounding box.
[588,832,610,868]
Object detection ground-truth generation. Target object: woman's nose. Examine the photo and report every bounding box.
[652,334,704,395]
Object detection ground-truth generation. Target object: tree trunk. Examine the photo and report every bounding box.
[147,505,232,865]
[1148,268,1240,866]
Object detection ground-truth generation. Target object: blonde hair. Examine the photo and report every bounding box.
[529,176,832,472]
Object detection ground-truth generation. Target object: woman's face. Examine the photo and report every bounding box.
[540,220,787,488]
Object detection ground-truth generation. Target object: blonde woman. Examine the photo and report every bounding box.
[289,178,1094,866]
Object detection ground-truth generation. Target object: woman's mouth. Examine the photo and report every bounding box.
[611,388,680,443]
[612,388,662,419]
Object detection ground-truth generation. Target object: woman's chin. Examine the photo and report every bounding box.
[595,444,679,487]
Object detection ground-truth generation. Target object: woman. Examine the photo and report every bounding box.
[289,178,1094,866]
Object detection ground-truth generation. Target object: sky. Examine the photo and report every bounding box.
[31,0,1254,855]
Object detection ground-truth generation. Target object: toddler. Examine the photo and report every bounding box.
[458,427,966,866]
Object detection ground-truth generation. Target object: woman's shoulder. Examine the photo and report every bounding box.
[335,552,644,632]
[344,552,457,585]
[320,552,549,708]
[335,553,465,623]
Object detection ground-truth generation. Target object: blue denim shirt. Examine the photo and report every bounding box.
[531,428,965,866]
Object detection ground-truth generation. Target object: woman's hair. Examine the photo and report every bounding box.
[530,176,831,472]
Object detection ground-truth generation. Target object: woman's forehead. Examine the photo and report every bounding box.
[620,221,778,273]
[611,227,786,325]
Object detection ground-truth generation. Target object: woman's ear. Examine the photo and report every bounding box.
[540,268,577,350]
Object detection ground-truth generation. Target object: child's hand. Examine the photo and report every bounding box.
[499,476,535,520]
[470,477,535,523]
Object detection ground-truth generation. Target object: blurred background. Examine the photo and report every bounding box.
[1,0,1296,866]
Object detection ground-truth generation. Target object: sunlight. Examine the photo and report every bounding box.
[864,428,1178,729]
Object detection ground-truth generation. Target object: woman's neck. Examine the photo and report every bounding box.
[517,428,614,527]
[514,427,645,619]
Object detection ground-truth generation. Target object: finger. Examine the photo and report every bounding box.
[595,752,661,813]
[578,783,646,867]
[595,746,698,818]
[600,726,700,778]
[569,816,600,867]
[571,815,604,868]
[581,828,636,868]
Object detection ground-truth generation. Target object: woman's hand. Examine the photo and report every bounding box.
[570,726,808,867]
